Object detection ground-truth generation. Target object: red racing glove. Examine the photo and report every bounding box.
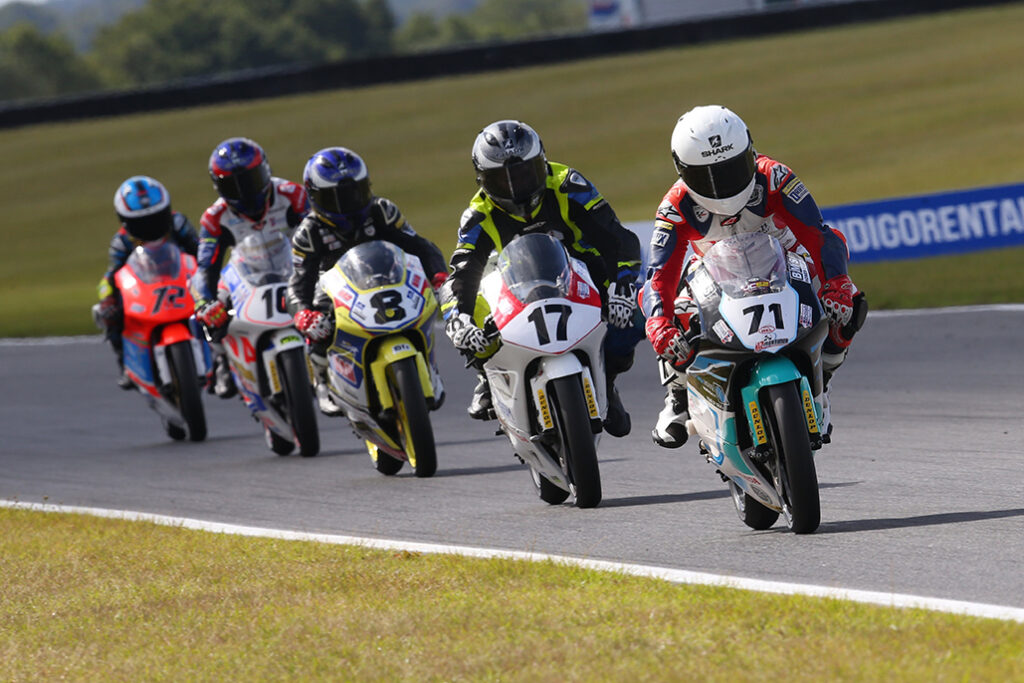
[196,300,229,329]
[821,274,858,326]
[645,315,694,366]
[294,308,333,342]
[431,271,449,291]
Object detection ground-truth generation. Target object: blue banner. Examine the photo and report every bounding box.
[823,182,1024,263]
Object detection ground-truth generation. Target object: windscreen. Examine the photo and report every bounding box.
[337,240,406,290]
[496,232,572,304]
[229,231,293,286]
[128,241,182,284]
[700,232,788,298]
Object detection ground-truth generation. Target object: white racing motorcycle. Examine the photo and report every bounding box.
[217,231,319,457]
[478,232,607,508]
[668,231,858,533]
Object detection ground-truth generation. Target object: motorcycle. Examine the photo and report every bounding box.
[318,240,444,477]
[667,231,858,534]
[216,231,320,457]
[477,232,607,508]
[109,240,210,441]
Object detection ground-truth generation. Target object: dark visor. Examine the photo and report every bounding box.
[314,178,371,215]
[679,147,756,199]
[479,156,547,202]
[215,164,271,201]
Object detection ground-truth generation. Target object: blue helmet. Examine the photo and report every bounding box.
[113,175,173,242]
[208,137,272,219]
[303,147,372,230]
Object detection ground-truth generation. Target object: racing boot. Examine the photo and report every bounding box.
[652,383,689,448]
[310,353,343,417]
[602,352,633,437]
[116,357,133,390]
[468,372,493,420]
[819,370,834,444]
[212,352,237,399]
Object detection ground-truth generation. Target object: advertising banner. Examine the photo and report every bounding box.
[823,182,1024,263]
[627,182,1024,265]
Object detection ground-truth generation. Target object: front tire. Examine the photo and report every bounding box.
[279,347,320,457]
[766,381,820,534]
[167,341,207,442]
[386,356,437,478]
[550,375,601,508]
[531,467,570,505]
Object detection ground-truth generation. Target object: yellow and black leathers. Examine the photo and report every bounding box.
[439,162,641,325]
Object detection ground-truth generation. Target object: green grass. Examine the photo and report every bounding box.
[1,4,1024,336]
[2,508,1022,681]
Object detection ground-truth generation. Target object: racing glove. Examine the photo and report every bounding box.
[821,274,858,326]
[431,271,449,292]
[294,309,333,342]
[96,295,121,324]
[196,300,229,330]
[645,315,694,366]
[606,281,637,329]
[446,312,490,355]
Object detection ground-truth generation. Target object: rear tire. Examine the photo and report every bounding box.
[167,341,207,442]
[386,356,437,478]
[550,375,601,508]
[369,441,404,475]
[163,418,186,441]
[766,382,820,534]
[279,347,320,457]
[531,467,569,505]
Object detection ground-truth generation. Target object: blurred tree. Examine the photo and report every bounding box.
[0,23,103,101]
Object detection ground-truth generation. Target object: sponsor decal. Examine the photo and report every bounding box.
[363,226,375,237]
[802,388,819,434]
[754,336,788,352]
[576,281,590,299]
[658,201,681,223]
[582,376,599,418]
[749,401,767,445]
[693,205,710,223]
[746,185,764,207]
[783,178,809,203]
[749,483,770,503]
[654,219,675,231]
[330,353,358,386]
[787,253,810,282]
[769,164,791,191]
[652,230,671,247]
[390,343,413,354]
[721,214,741,226]
[702,135,735,158]
[713,319,734,343]
[537,388,553,430]
[799,303,813,329]
[758,324,776,335]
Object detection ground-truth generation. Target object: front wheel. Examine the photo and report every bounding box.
[530,467,570,505]
[385,356,437,478]
[550,375,601,508]
[167,341,207,442]
[766,381,820,534]
[279,347,320,457]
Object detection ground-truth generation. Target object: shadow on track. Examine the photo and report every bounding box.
[818,507,1024,534]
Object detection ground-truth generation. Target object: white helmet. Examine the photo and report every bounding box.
[671,105,757,216]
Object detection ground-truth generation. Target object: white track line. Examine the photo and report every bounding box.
[2,304,1022,348]
[4,500,1022,624]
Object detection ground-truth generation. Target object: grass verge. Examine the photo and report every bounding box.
[2,508,1022,681]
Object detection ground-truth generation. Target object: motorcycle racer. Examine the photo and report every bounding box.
[643,105,865,448]
[94,175,199,389]
[192,137,309,399]
[439,119,644,437]
[286,146,449,417]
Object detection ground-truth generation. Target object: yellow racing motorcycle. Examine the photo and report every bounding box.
[318,241,444,477]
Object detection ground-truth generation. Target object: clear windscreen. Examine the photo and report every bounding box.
[337,240,406,290]
[700,232,788,298]
[496,232,572,304]
[229,232,293,286]
[128,241,182,284]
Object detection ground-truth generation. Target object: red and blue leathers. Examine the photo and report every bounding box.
[643,154,849,324]
[193,177,308,304]
[99,212,199,297]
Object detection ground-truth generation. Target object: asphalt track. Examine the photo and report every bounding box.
[2,306,1023,612]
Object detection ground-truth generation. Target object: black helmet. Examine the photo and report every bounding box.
[472,120,548,217]
[113,175,173,242]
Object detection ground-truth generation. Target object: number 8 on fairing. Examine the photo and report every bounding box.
[370,290,406,324]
